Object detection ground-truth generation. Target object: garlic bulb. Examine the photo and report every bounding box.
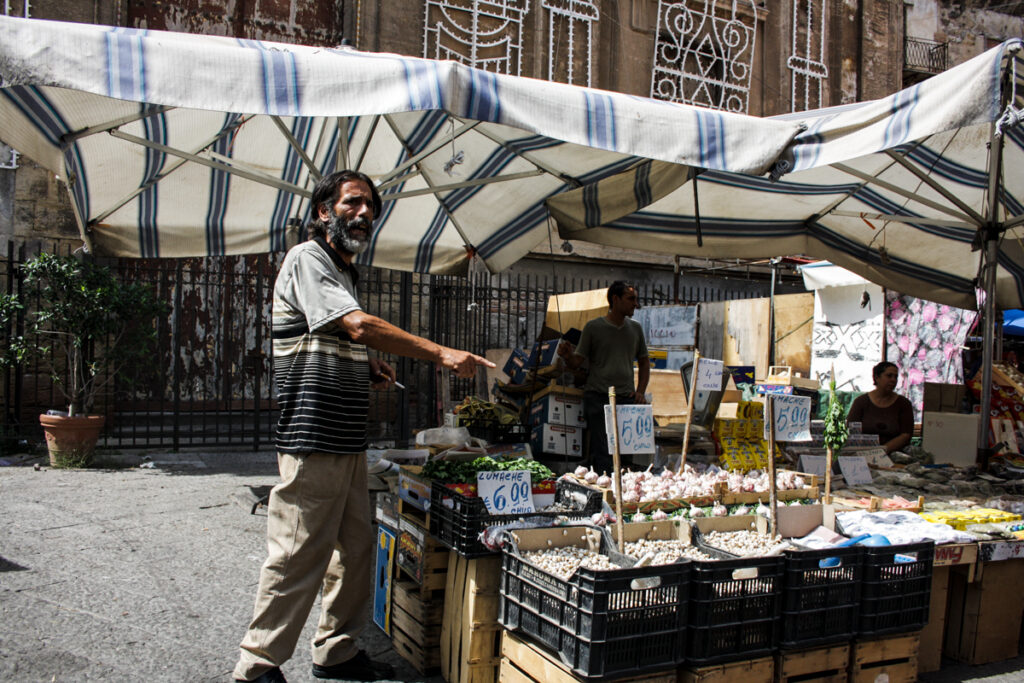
[574,465,589,477]
[596,474,612,488]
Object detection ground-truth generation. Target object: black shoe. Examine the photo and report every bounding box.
[236,667,287,683]
[312,650,395,681]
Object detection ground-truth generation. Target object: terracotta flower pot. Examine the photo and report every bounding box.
[38,414,105,468]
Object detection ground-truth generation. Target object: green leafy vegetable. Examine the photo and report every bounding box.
[823,374,848,455]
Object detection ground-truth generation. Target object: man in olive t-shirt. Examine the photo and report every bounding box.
[558,281,650,473]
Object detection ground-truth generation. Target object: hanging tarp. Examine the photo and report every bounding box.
[0,16,802,274]
[550,40,1024,309]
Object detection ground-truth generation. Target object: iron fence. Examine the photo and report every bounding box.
[1,239,767,452]
[905,37,948,75]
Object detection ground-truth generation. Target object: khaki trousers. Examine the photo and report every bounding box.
[234,451,373,681]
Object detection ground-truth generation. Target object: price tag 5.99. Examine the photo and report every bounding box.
[477,470,535,515]
[604,404,655,454]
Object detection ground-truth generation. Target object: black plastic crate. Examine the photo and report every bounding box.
[429,480,601,557]
[554,477,606,511]
[859,541,934,637]
[780,545,863,648]
[686,551,784,665]
[500,531,689,678]
[462,418,528,444]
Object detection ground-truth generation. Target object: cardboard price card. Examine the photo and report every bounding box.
[695,358,724,391]
[763,394,812,442]
[838,456,873,485]
[604,404,655,454]
[477,470,535,515]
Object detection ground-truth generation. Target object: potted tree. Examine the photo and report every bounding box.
[6,253,166,467]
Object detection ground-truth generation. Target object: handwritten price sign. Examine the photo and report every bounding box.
[604,404,655,454]
[763,394,812,441]
[695,358,724,391]
[477,470,535,515]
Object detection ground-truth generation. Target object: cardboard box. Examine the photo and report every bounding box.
[528,338,560,368]
[922,411,979,467]
[375,491,399,529]
[530,422,584,457]
[502,349,530,384]
[529,392,584,427]
[923,382,967,413]
[398,465,432,511]
[373,524,397,634]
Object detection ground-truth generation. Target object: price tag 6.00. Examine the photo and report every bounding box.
[477,470,535,515]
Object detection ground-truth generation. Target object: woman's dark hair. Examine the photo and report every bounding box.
[307,170,382,239]
[872,361,898,381]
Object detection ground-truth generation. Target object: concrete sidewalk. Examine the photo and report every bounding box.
[0,448,443,683]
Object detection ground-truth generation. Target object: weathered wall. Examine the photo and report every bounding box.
[907,0,1024,65]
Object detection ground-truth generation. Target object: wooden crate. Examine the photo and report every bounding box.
[777,643,849,683]
[918,566,950,673]
[399,497,431,528]
[440,551,503,683]
[391,578,444,675]
[499,631,677,683]
[945,558,1024,664]
[678,657,774,683]
[396,503,448,596]
[849,633,919,683]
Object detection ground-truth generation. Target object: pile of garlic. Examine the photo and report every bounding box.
[572,465,809,505]
[523,546,624,579]
[701,529,789,557]
[623,538,713,563]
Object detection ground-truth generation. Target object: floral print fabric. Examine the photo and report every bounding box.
[885,292,977,421]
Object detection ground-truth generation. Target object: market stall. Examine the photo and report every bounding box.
[367,336,1024,682]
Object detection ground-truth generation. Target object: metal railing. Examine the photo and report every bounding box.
[1,239,771,452]
[905,37,948,75]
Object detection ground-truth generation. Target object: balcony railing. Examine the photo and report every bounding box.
[905,37,949,75]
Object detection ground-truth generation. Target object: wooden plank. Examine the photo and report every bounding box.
[777,644,849,682]
[918,567,949,673]
[392,579,444,625]
[391,601,442,645]
[723,298,770,380]
[850,634,919,683]
[679,657,774,683]
[697,301,725,361]
[500,631,678,683]
[499,657,535,683]
[441,552,503,683]
[392,619,441,675]
[773,293,814,379]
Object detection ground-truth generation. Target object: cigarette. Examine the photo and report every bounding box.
[393,380,406,390]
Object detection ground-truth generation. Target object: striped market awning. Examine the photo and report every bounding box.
[550,40,1024,309]
[0,16,801,274]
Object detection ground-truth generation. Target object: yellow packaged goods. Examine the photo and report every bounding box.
[919,508,1022,530]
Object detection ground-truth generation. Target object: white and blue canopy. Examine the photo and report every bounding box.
[0,16,801,274]
[550,40,1024,309]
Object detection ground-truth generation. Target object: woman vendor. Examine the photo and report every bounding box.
[847,361,914,454]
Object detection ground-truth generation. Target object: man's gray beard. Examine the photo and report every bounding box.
[327,215,369,254]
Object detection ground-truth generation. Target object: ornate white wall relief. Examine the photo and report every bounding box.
[423,0,529,75]
[788,0,828,112]
[650,0,758,113]
[542,0,598,86]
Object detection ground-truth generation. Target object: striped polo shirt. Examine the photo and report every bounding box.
[272,237,369,454]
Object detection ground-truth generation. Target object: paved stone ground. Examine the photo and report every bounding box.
[4,447,1024,682]
[0,448,444,683]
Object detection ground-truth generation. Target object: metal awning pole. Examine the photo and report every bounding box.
[978,236,998,468]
